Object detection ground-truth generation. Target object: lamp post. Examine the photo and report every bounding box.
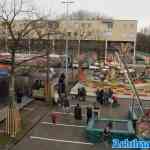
[5,23,8,52]
[104,32,112,65]
[105,39,108,65]
[61,0,74,91]
[133,40,136,64]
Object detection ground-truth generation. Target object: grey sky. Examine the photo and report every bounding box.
[34,0,150,30]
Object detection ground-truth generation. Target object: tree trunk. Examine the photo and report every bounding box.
[9,50,16,107]
[6,48,21,137]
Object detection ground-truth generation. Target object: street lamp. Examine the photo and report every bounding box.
[61,0,74,90]
[103,31,112,65]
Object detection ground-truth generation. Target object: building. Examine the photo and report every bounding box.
[58,19,137,63]
[59,19,137,42]
[0,18,137,63]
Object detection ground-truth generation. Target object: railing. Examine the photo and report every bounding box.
[115,52,144,118]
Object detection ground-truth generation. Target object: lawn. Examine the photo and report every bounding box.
[0,135,11,145]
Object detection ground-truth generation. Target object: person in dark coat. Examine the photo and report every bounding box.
[74,104,82,120]
[86,105,92,124]
[103,89,109,105]
[58,73,66,100]
[96,89,104,104]
[63,96,70,112]
[16,90,23,103]
[108,88,113,99]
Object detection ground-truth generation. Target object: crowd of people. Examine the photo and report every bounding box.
[96,88,119,106]
[51,73,118,146]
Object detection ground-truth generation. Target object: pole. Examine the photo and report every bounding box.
[52,39,55,53]
[78,37,81,70]
[105,39,108,64]
[133,40,136,64]
[61,0,74,93]
[28,38,31,55]
[46,34,51,102]
[5,23,8,52]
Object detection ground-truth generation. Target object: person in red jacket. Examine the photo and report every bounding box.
[51,112,58,124]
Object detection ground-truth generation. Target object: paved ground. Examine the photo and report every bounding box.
[9,98,134,150]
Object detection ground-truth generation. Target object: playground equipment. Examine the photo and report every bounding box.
[86,117,135,143]
[86,51,149,144]
[115,52,150,140]
[115,52,144,118]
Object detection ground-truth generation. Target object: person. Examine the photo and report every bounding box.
[96,89,104,105]
[112,95,120,107]
[58,73,66,100]
[51,112,57,124]
[102,124,112,147]
[103,89,109,105]
[74,104,82,120]
[86,105,92,124]
[63,96,70,112]
[108,88,113,99]
[16,90,23,103]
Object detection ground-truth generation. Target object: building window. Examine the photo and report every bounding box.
[107,23,113,32]
[74,32,78,36]
[68,32,71,36]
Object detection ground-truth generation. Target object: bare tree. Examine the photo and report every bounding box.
[0,0,46,137]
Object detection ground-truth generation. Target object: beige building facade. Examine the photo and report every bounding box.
[0,19,137,42]
[58,19,137,42]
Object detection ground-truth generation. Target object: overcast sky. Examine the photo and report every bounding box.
[34,0,150,30]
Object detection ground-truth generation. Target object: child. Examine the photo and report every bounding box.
[51,112,58,124]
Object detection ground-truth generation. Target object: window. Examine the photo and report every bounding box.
[68,32,71,36]
[74,32,78,36]
[107,23,113,30]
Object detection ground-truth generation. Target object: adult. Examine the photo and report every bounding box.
[96,89,104,105]
[108,88,113,99]
[86,105,92,124]
[58,73,66,102]
[102,122,112,147]
[74,104,82,120]
[103,89,109,105]
[63,96,70,112]
[16,90,23,103]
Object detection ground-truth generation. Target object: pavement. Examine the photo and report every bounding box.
[0,97,33,122]
[7,98,134,150]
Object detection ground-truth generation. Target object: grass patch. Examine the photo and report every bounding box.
[0,135,11,145]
